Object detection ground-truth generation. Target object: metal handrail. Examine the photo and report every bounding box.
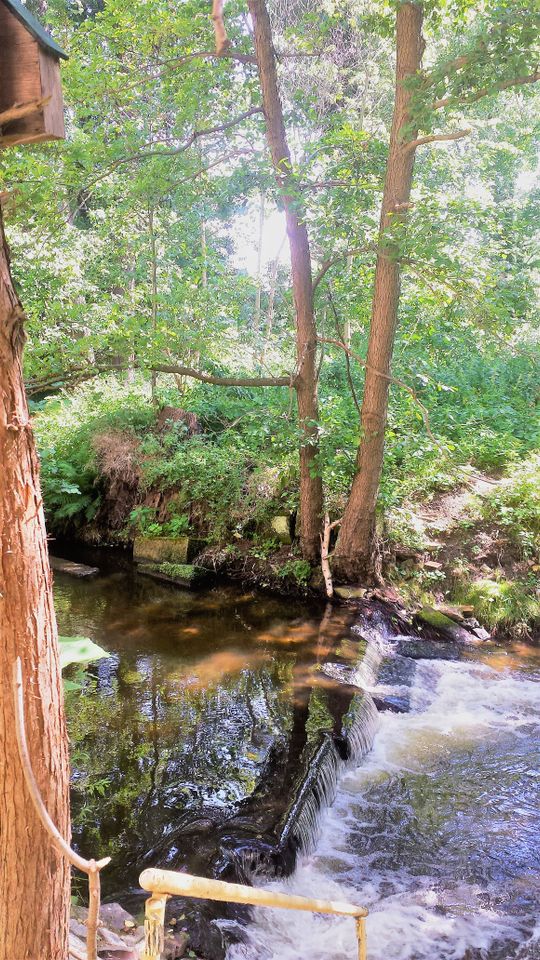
[139,867,368,960]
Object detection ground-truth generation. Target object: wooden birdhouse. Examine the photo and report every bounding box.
[0,0,67,148]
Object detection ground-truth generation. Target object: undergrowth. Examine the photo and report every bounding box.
[32,348,539,631]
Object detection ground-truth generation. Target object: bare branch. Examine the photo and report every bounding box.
[153,361,294,387]
[320,513,335,598]
[26,359,295,395]
[212,0,232,55]
[300,178,378,193]
[404,128,471,151]
[100,108,264,167]
[326,286,362,418]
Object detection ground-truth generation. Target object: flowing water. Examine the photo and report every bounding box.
[229,645,540,960]
[54,553,540,959]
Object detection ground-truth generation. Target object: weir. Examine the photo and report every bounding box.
[277,636,384,860]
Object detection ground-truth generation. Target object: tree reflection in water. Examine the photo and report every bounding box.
[56,569,356,898]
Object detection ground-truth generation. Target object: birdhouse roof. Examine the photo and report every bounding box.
[2,0,68,59]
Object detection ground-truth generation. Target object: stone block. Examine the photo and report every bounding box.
[270,515,293,544]
[133,536,207,564]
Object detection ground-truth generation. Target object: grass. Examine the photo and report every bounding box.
[453,575,540,636]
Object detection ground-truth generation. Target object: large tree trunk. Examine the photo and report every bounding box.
[333,2,424,583]
[0,213,70,959]
[248,0,323,562]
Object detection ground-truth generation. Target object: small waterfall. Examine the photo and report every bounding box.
[350,634,386,688]
[342,692,380,761]
[277,632,385,861]
[321,635,386,691]
[279,735,341,856]
[229,653,540,960]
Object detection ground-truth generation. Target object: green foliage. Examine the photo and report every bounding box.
[58,635,110,669]
[1,0,537,625]
[277,559,312,586]
[479,453,540,555]
[129,506,190,538]
[34,382,154,530]
[453,576,540,634]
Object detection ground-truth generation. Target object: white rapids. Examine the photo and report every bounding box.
[228,651,540,960]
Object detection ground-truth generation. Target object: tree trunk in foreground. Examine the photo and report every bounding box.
[0,212,70,960]
[333,1,424,583]
[248,0,323,562]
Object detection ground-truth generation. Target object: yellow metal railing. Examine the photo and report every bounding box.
[139,868,368,960]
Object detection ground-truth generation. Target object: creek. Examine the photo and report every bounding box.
[55,549,540,960]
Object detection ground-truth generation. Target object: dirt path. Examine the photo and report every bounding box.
[414,473,501,542]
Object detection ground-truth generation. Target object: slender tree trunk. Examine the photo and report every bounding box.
[253,190,265,336]
[260,233,286,367]
[333,1,424,583]
[148,205,158,406]
[0,214,70,957]
[248,0,323,561]
[201,219,208,288]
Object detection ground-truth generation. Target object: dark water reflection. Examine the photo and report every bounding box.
[55,566,355,898]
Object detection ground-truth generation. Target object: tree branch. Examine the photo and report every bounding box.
[433,70,540,110]
[404,128,471,151]
[318,336,439,444]
[313,246,374,290]
[326,287,362,419]
[300,178,378,193]
[212,0,232,55]
[97,108,264,167]
[152,361,294,386]
[26,359,295,395]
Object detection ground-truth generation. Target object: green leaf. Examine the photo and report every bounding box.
[58,636,110,670]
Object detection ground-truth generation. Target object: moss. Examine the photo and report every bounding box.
[416,606,457,631]
[147,562,203,582]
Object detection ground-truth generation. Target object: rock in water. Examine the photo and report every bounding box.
[50,556,99,578]
[415,605,478,643]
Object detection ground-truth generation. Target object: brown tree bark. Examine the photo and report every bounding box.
[333,2,424,583]
[248,0,323,562]
[0,212,70,959]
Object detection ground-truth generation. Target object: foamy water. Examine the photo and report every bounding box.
[228,653,540,960]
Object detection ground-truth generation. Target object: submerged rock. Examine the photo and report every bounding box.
[51,556,99,578]
[137,562,207,588]
[396,636,462,660]
[334,585,367,600]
